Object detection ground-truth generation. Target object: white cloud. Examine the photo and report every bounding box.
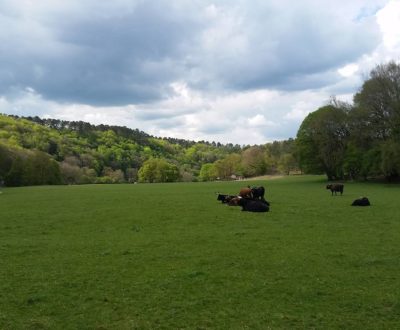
[338,63,359,77]
[377,1,400,50]
[247,114,277,128]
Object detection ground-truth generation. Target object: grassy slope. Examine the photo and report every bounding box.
[0,176,400,329]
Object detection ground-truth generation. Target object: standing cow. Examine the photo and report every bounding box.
[326,183,344,195]
[250,186,266,202]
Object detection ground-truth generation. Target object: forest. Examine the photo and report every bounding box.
[0,113,297,186]
[0,61,399,186]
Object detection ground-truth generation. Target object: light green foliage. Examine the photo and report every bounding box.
[199,163,218,181]
[214,153,242,179]
[0,114,300,186]
[241,146,267,177]
[138,158,180,183]
[1,176,400,328]
[278,153,297,175]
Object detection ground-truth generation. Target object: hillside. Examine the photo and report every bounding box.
[0,114,297,186]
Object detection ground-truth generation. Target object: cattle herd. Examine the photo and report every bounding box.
[217,186,270,212]
[216,183,371,213]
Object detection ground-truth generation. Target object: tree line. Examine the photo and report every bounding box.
[0,114,297,186]
[296,61,400,181]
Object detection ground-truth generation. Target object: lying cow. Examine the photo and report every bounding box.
[227,196,241,206]
[326,183,344,196]
[238,198,270,212]
[216,194,236,204]
[351,197,370,206]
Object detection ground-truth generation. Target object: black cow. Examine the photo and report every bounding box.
[250,186,266,202]
[216,194,236,204]
[351,197,370,206]
[326,183,344,195]
[238,198,270,212]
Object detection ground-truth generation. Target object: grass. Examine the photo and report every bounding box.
[1,175,400,329]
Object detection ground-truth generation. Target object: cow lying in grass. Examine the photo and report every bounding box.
[238,197,270,212]
[326,183,344,195]
[216,194,236,204]
[351,197,370,206]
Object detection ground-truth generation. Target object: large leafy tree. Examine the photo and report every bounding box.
[214,153,242,179]
[199,163,218,181]
[241,146,266,177]
[138,158,180,183]
[296,105,349,180]
[352,61,400,180]
[4,150,62,186]
[0,144,13,182]
[354,61,400,139]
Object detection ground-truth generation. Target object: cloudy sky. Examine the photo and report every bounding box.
[1,0,399,144]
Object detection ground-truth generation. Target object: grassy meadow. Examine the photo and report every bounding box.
[1,175,400,329]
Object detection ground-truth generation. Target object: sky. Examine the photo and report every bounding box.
[1,0,400,145]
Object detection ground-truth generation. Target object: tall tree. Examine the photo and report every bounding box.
[352,61,400,180]
[296,105,349,180]
[0,144,13,182]
[241,146,266,177]
[138,158,180,183]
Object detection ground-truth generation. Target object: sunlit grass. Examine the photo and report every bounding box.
[1,176,400,329]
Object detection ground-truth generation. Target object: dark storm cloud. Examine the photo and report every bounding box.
[192,1,381,93]
[0,0,385,116]
[0,1,202,105]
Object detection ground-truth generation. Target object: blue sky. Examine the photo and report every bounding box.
[1,0,399,144]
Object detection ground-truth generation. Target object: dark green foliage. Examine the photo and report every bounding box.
[4,150,62,186]
[381,139,400,180]
[296,105,349,180]
[0,144,13,181]
[4,155,25,186]
[297,61,400,181]
[1,176,400,328]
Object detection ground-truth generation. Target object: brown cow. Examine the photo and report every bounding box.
[239,187,252,198]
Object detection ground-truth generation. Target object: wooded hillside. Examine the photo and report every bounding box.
[0,114,297,186]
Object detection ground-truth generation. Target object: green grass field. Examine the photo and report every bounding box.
[1,176,400,329]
